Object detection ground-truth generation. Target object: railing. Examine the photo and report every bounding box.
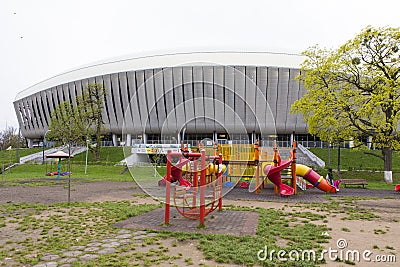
[297,143,325,168]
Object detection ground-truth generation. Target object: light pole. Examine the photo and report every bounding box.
[42,129,51,164]
[85,139,90,174]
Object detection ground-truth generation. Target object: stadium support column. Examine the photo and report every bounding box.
[126,134,132,147]
[112,134,118,147]
[143,132,148,144]
[177,132,181,144]
[213,131,217,143]
[27,138,33,148]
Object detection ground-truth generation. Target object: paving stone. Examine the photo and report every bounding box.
[101,241,120,248]
[119,239,133,244]
[115,233,131,239]
[40,254,60,261]
[146,233,158,237]
[69,246,85,250]
[58,258,77,264]
[63,251,83,257]
[33,262,58,267]
[132,230,147,235]
[97,247,116,255]
[133,235,147,240]
[86,242,102,247]
[59,264,72,267]
[102,238,118,242]
[118,229,131,234]
[84,246,100,252]
[80,254,99,261]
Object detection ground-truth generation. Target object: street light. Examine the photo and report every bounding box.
[85,139,90,174]
[42,129,51,164]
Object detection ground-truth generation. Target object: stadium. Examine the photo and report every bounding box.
[13,51,320,148]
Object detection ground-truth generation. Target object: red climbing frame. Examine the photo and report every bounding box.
[164,149,223,227]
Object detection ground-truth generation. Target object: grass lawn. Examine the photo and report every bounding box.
[2,147,399,189]
[309,148,400,171]
[309,148,400,189]
[0,161,167,186]
[0,148,43,164]
[0,198,384,266]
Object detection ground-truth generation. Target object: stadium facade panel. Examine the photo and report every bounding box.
[14,51,309,146]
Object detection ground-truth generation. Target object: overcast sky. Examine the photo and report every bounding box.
[1,0,400,131]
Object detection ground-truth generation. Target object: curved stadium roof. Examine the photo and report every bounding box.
[15,51,305,101]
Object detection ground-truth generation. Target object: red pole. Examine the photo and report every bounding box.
[165,150,172,225]
[199,149,206,227]
[255,140,260,194]
[218,153,223,211]
[292,140,297,195]
[193,157,198,206]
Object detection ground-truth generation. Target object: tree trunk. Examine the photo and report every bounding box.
[95,133,101,162]
[382,147,393,183]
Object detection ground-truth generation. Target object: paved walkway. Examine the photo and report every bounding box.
[33,229,158,267]
[224,185,400,202]
[115,208,259,236]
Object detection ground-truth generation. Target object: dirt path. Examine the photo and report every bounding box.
[0,182,399,266]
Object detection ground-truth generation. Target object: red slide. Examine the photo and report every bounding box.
[263,160,295,196]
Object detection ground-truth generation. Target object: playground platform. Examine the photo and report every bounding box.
[114,207,258,236]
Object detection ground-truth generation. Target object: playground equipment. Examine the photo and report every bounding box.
[296,164,337,193]
[46,151,74,179]
[163,149,223,227]
[261,140,338,195]
[222,141,266,194]
[260,140,297,196]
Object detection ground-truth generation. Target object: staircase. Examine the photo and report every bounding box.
[19,146,87,164]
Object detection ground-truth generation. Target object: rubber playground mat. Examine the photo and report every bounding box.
[114,207,259,236]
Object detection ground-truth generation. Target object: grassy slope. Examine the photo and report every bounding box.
[309,148,400,189]
[0,148,43,164]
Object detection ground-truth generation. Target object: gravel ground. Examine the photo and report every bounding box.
[0,180,399,205]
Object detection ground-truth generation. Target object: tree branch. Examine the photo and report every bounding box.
[363,151,384,161]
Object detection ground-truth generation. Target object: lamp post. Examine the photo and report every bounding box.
[42,129,51,164]
[85,139,90,174]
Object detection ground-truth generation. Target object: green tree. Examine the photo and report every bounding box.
[77,83,106,162]
[48,83,106,162]
[47,101,88,146]
[0,126,26,150]
[291,26,400,183]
